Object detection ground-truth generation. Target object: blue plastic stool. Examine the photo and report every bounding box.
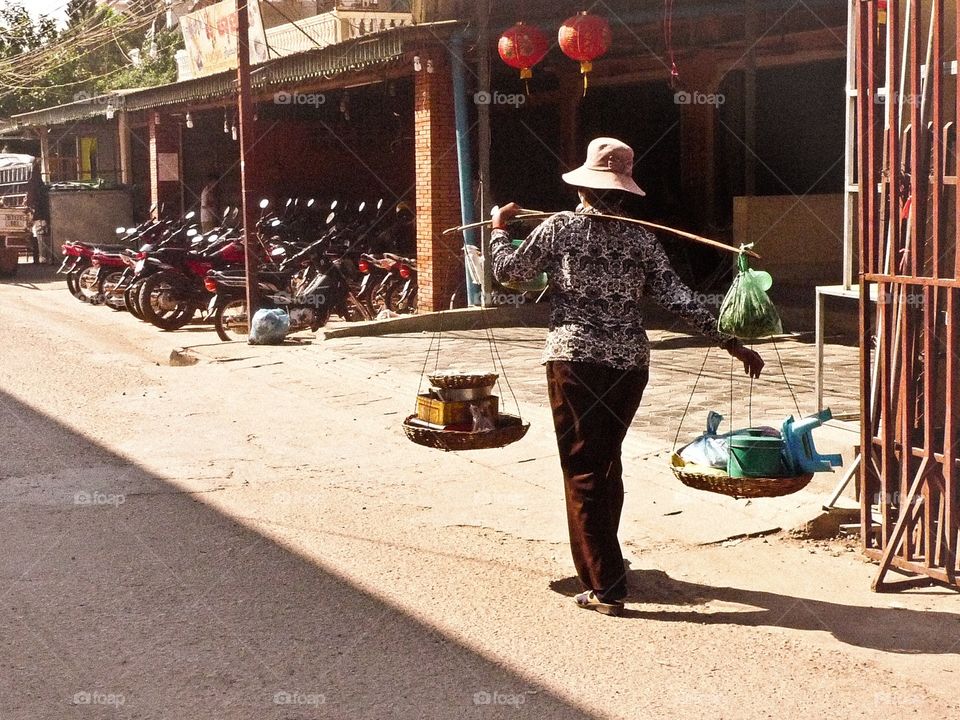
[780,409,844,474]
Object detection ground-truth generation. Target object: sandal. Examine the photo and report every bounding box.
[574,591,624,617]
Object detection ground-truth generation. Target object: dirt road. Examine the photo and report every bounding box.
[1,270,957,719]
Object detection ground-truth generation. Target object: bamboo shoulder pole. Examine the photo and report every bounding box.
[442,209,760,259]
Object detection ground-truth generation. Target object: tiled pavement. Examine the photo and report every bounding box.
[327,325,861,449]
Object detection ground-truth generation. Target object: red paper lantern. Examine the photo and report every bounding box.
[558,11,611,92]
[497,22,549,80]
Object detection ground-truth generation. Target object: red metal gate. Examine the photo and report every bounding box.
[856,0,959,590]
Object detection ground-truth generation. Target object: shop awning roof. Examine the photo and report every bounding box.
[11,20,461,128]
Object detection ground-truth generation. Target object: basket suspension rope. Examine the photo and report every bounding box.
[413,242,523,422]
[771,338,803,417]
[672,345,712,451]
[416,325,439,413]
[729,354,735,433]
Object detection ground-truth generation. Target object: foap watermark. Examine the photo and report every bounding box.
[874,691,923,707]
[273,291,327,307]
[273,690,326,707]
[674,90,725,107]
[74,491,125,507]
[474,91,526,108]
[876,90,924,106]
[273,90,326,108]
[473,690,527,708]
[271,490,326,506]
[72,91,122,107]
[491,292,527,306]
[692,292,728,308]
[877,290,926,307]
[72,691,125,707]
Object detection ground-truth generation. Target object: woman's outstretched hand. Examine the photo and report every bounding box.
[491,202,523,230]
[726,339,764,379]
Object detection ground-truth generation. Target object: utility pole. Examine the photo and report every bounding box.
[477,0,493,307]
[237,0,259,320]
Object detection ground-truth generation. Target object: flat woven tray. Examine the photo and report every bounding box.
[403,414,528,451]
[427,371,499,390]
[670,453,813,499]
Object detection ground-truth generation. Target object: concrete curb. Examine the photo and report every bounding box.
[321,304,550,339]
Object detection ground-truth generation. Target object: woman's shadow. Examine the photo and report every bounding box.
[550,568,960,654]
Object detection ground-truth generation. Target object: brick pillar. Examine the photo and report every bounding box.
[149,113,181,219]
[679,53,720,229]
[414,51,463,312]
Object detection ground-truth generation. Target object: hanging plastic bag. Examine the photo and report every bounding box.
[248,308,290,345]
[678,411,730,468]
[717,247,783,339]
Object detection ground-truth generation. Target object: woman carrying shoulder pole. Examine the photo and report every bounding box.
[489,137,764,617]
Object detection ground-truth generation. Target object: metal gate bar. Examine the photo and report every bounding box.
[856,0,960,591]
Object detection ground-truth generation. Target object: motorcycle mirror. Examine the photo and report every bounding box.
[115,227,125,234]
[325,212,335,224]
[271,218,282,227]
[307,198,315,208]
[208,234,219,242]
[330,200,338,210]
[271,246,285,256]
[358,201,366,212]
[185,211,196,220]
[259,198,270,209]
[285,198,293,208]
[377,198,384,210]
[187,228,198,237]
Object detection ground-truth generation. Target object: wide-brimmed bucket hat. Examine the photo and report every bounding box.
[562,137,646,196]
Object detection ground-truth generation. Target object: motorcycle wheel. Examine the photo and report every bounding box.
[360,288,378,320]
[214,298,249,342]
[397,286,418,314]
[124,280,144,319]
[66,266,84,299]
[340,293,370,322]
[76,266,100,303]
[138,270,196,331]
[100,271,126,311]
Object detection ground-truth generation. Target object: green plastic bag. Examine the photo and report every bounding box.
[500,238,548,293]
[717,249,783,339]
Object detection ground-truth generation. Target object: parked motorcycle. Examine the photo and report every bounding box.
[206,227,368,341]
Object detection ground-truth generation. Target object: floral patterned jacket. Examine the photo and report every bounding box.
[490,208,734,370]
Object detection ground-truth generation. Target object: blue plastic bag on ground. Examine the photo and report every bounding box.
[248,308,289,345]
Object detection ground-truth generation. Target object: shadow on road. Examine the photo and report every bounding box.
[0,389,595,719]
[550,569,959,654]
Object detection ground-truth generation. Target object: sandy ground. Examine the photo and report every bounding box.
[1,269,958,720]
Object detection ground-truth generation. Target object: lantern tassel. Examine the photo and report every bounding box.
[580,61,592,96]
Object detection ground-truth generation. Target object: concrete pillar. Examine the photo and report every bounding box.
[414,50,463,312]
[679,53,720,228]
[117,110,132,186]
[149,112,180,219]
[37,127,51,182]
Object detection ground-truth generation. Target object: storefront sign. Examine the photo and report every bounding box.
[0,208,30,232]
[179,0,269,79]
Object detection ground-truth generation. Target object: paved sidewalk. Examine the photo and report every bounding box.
[326,324,860,450]
[311,322,862,545]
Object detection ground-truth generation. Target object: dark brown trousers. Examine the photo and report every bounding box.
[546,361,649,602]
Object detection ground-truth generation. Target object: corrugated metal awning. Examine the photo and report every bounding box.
[11,21,461,128]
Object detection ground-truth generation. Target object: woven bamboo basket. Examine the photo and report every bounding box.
[670,453,813,499]
[403,414,529,451]
[427,371,499,390]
